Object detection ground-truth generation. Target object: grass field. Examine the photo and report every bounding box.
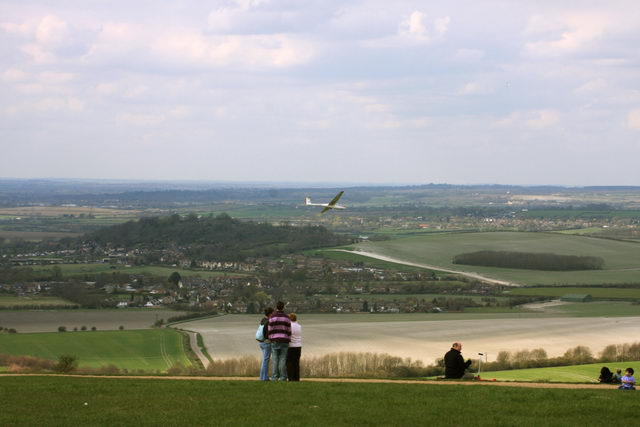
[0,329,191,371]
[0,295,76,308]
[509,287,640,299]
[0,376,633,426]
[355,231,640,285]
[484,362,640,383]
[0,309,183,333]
[25,263,248,279]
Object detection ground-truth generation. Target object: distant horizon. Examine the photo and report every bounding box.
[1,176,639,190]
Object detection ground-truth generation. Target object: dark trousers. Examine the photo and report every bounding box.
[286,347,301,381]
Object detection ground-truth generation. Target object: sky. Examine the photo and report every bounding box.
[1,0,639,186]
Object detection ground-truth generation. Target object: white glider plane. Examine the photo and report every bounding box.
[305,191,346,213]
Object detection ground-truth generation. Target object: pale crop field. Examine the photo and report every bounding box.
[181,312,640,366]
[352,231,640,285]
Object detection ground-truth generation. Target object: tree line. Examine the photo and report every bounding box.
[452,250,605,271]
[85,213,350,261]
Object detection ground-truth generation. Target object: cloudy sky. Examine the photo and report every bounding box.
[1,0,639,185]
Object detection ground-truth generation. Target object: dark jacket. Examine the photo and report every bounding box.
[444,348,472,379]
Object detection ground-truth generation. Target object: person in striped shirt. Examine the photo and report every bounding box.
[268,301,292,381]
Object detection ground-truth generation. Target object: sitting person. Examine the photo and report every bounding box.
[599,366,614,383]
[619,368,636,390]
[444,342,473,379]
[612,368,622,384]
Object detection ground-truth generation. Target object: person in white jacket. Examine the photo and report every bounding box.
[286,313,302,381]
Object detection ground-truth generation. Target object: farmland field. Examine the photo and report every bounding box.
[0,295,76,308]
[24,263,248,279]
[508,287,640,299]
[350,231,640,285]
[182,312,640,365]
[0,329,191,370]
[484,362,640,383]
[0,206,139,217]
[0,376,635,427]
[0,230,83,240]
[0,309,182,332]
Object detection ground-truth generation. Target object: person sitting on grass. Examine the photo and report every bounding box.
[599,366,614,383]
[612,368,623,384]
[444,342,473,379]
[618,368,636,390]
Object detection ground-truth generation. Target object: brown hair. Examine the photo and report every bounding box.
[289,313,297,321]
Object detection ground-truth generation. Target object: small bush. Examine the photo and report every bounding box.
[58,326,67,332]
[81,326,87,331]
[73,327,78,331]
[55,355,78,373]
[91,326,97,331]
[119,325,124,330]
[167,363,186,375]
[97,364,121,375]
[7,328,16,334]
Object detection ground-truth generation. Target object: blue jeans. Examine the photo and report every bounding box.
[271,342,289,381]
[259,342,271,381]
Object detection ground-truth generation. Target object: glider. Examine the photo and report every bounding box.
[305,191,346,213]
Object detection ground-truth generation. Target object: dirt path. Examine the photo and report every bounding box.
[186,330,210,369]
[0,374,618,390]
[332,249,520,287]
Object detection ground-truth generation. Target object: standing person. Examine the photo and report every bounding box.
[444,342,473,379]
[619,368,636,390]
[268,301,291,381]
[257,307,274,381]
[286,313,302,381]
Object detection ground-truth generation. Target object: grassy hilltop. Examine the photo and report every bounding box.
[355,231,640,285]
[0,376,634,426]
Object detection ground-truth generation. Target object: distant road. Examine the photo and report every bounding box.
[332,249,520,287]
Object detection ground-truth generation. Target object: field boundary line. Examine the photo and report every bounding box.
[0,374,619,390]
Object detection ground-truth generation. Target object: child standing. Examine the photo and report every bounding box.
[618,368,636,390]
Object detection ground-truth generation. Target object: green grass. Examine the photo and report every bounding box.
[547,301,640,317]
[356,231,640,285]
[0,329,191,371]
[508,287,640,300]
[0,295,76,307]
[485,362,640,383]
[312,249,438,273]
[0,376,634,426]
[25,263,248,279]
[555,227,606,235]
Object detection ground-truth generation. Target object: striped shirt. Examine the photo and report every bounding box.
[268,311,291,343]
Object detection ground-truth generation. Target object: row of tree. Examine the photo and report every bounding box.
[453,250,604,271]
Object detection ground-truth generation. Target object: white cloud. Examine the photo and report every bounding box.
[398,11,449,43]
[524,14,607,58]
[493,110,559,129]
[459,82,493,95]
[526,110,559,129]
[628,109,640,130]
[35,15,70,47]
[574,78,608,95]
[1,68,28,82]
